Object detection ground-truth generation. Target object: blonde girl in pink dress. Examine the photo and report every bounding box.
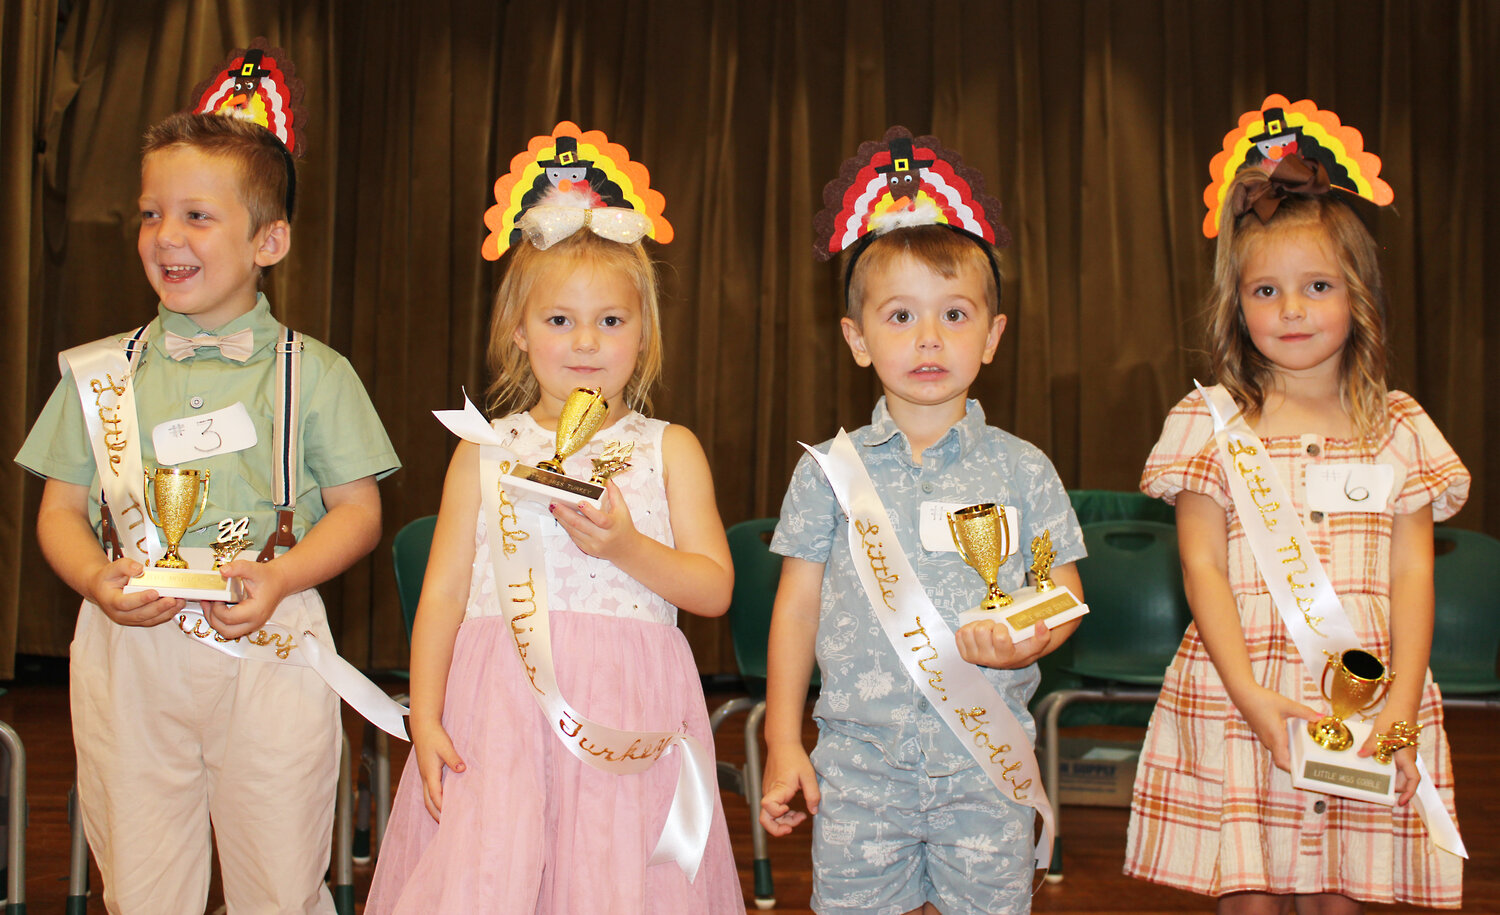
[367,125,741,913]
[1124,156,1467,911]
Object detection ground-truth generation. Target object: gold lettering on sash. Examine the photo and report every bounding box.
[495,462,530,556]
[954,706,1032,800]
[856,519,900,611]
[508,569,544,694]
[90,373,130,477]
[1228,439,1280,530]
[174,614,298,657]
[1277,536,1326,635]
[246,629,296,659]
[558,711,670,762]
[902,616,947,700]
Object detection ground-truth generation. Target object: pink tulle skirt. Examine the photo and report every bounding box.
[366,612,744,914]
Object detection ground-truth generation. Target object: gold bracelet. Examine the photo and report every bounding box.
[1374,720,1422,764]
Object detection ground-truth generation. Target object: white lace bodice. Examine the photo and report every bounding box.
[464,410,678,626]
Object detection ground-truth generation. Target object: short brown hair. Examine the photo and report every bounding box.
[485,231,664,417]
[846,225,999,321]
[142,112,293,234]
[1208,168,1390,440]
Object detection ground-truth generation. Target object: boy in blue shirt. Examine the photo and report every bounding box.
[760,129,1085,914]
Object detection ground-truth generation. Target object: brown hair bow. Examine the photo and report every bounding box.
[1230,152,1332,224]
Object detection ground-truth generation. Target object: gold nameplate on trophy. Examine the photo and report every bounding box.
[504,388,632,510]
[124,468,244,602]
[956,525,1089,641]
[1287,648,1396,805]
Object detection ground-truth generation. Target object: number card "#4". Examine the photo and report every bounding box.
[1305,463,1395,515]
[151,402,258,466]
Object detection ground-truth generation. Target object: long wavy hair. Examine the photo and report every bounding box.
[1207,169,1390,441]
[484,230,663,418]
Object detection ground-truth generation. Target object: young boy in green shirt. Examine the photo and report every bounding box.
[16,73,398,911]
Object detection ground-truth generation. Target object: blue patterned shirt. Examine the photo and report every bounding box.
[771,397,1085,776]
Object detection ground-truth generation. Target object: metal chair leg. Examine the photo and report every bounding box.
[331,732,354,915]
[0,723,24,915]
[743,701,775,910]
[67,784,87,915]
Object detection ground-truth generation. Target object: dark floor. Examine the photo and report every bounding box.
[2,658,1494,913]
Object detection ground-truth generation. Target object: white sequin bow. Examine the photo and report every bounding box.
[518,205,654,250]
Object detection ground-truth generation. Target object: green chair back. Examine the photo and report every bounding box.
[725,518,819,696]
[392,515,438,642]
[1068,489,1176,527]
[1430,527,1500,695]
[1067,519,1191,686]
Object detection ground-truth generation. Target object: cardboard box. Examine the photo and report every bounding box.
[1056,737,1140,807]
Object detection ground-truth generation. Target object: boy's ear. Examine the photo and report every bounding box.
[841,316,873,367]
[254,220,291,268]
[980,313,1007,364]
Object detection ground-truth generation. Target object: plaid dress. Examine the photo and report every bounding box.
[1123,389,1469,907]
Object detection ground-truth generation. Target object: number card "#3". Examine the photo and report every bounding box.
[1305,463,1395,514]
[151,402,258,466]
[919,501,1021,555]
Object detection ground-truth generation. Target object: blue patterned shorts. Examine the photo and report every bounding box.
[809,729,1035,915]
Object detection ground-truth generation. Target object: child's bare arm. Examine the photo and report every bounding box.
[760,556,823,836]
[1359,507,1433,805]
[1177,491,1318,770]
[550,424,733,617]
[407,442,482,820]
[36,478,184,626]
[207,474,383,638]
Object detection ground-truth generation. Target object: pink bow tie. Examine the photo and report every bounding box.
[161,329,255,362]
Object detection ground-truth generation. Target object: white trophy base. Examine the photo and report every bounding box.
[504,464,605,511]
[124,546,246,602]
[1286,717,1396,805]
[959,584,1089,642]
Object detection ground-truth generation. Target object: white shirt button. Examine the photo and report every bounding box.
[189,396,204,409]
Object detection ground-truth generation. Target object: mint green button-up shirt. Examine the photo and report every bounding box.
[17,294,400,553]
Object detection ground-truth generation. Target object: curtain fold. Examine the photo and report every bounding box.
[4,0,1495,678]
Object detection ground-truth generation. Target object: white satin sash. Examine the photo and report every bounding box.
[804,431,1054,872]
[1198,382,1466,858]
[61,333,161,563]
[435,395,714,880]
[173,593,410,740]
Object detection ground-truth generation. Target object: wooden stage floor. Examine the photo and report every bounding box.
[2,661,1494,913]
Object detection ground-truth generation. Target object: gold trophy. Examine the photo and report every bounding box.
[1287,648,1397,804]
[955,520,1090,639]
[124,468,244,602]
[948,503,1014,611]
[505,387,628,509]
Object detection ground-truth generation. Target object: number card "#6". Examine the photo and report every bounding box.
[1305,463,1395,514]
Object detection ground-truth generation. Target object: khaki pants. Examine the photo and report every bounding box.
[71,590,341,915]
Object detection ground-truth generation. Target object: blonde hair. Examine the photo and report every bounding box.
[847,224,1000,321]
[143,112,292,233]
[484,231,663,417]
[1207,169,1390,440]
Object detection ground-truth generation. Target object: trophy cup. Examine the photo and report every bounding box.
[949,503,1015,611]
[957,525,1090,640]
[1287,648,1397,804]
[505,387,628,509]
[124,468,245,602]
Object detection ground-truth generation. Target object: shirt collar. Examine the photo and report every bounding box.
[152,293,279,360]
[854,396,988,461]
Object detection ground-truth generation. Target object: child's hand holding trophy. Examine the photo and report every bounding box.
[949,503,1089,641]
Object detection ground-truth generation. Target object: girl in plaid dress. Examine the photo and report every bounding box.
[1124,161,1468,911]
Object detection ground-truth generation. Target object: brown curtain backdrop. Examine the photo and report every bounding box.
[4,0,1496,679]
